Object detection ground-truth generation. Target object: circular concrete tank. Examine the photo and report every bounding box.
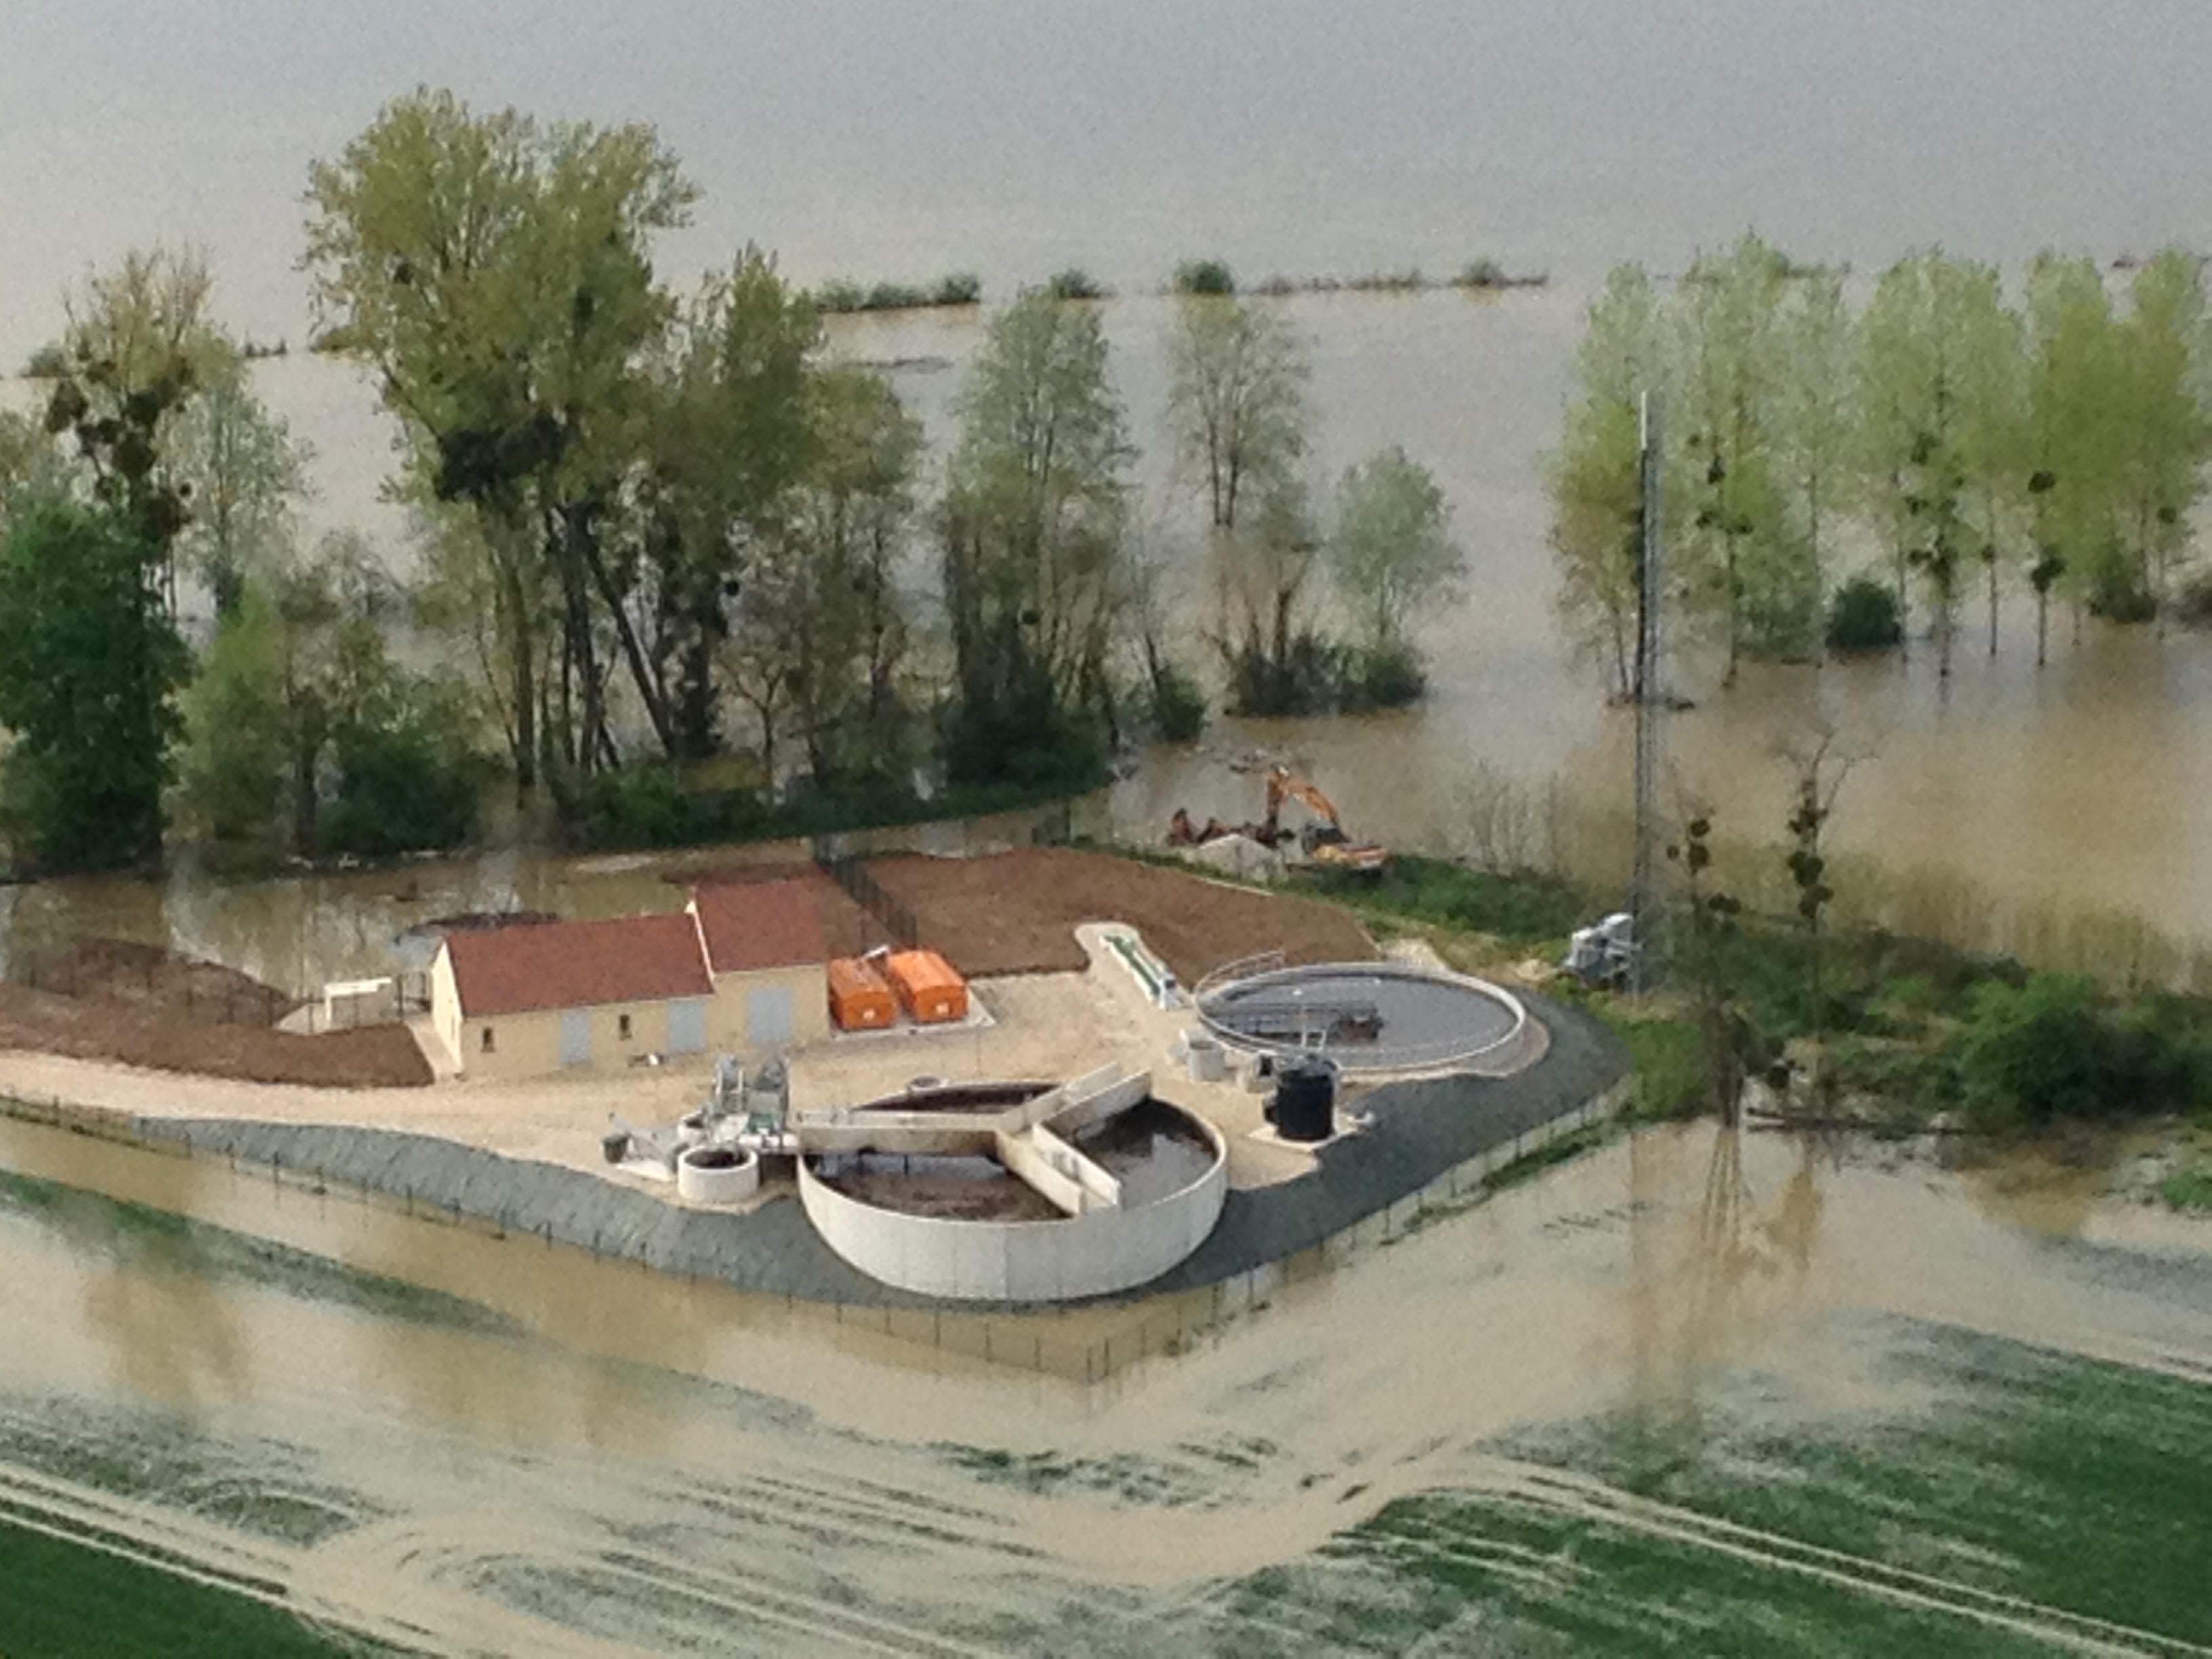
[677,1144,761,1206]
[1197,961,1532,1076]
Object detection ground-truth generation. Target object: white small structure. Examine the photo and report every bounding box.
[1564,912,1637,987]
[321,977,394,1030]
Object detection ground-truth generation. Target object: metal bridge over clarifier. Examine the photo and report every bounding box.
[1193,955,1538,1077]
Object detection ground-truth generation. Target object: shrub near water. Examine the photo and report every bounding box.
[1825,574,1905,652]
[1174,260,1236,296]
[1949,973,2212,1127]
[1317,854,1588,947]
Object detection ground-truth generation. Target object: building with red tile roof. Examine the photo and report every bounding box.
[688,879,829,975]
[426,889,833,1078]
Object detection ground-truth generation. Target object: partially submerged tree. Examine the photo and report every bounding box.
[1164,293,1307,533]
[1328,445,1466,703]
[941,288,1131,785]
[2114,250,2211,627]
[1675,234,1799,678]
[1858,252,2021,679]
[305,88,697,788]
[167,379,312,618]
[1550,264,1666,699]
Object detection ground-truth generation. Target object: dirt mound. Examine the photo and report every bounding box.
[30,937,300,1027]
[864,848,1376,982]
[0,981,432,1088]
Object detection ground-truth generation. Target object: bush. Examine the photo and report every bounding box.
[1223,631,1343,717]
[1173,260,1235,297]
[578,764,702,850]
[1951,974,2135,1128]
[2089,577,2158,624]
[1825,575,1904,652]
[1045,268,1106,302]
[933,272,983,306]
[321,704,479,859]
[1334,643,1427,711]
[1145,663,1208,743]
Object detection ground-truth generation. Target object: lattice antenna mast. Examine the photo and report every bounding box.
[1629,391,1666,996]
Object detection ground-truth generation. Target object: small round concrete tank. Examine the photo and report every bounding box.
[677,1144,761,1206]
[1269,1055,1338,1142]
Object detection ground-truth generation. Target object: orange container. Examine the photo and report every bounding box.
[827,957,897,1030]
[886,949,968,1024]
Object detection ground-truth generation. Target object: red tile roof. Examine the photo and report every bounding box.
[443,912,713,1018]
[689,879,830,975]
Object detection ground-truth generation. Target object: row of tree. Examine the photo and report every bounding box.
[0,90,1471,872]
[1551,237,2212,693]
[0,249,482,872]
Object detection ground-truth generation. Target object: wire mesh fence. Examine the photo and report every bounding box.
[0,1077,1629,1387]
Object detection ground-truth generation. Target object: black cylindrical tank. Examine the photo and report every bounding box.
[1271,1055,1338,1142]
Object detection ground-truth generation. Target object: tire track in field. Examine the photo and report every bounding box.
[1461,1455,2212,1658]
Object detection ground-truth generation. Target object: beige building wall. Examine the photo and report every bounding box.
[430,948,464,1067]
[705,964,830,1054]
[448,996,711,1081]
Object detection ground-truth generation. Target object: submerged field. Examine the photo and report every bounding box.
[2,1118,2207,1656]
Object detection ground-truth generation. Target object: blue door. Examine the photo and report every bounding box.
[666,1000,708,1054]
[746,985,795,1046]
[559,1010,592,1067]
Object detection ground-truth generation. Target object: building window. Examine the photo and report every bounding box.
[618,1013,633,1041]
[480,1027,496,1054]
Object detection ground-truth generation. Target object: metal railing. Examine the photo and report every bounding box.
[813,846,921,949]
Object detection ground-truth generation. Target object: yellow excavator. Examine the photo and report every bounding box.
[1168,767,1389,876]
[1261,768,1389,875]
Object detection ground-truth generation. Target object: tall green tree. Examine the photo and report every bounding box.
[167,379,312,619]
[0,497,188,869]
[941,288,1131,785]
[304,87,696,787]
[1549,264,1666,700]
[178,588,289,844]
[2115,250,2211,625]
[1328,446,1466,668]
[1771,266,1860,659]
[1858,252,2021,679]
[642,250,822,758]
[765,366,924,783]
[1675,234,1800,677]
[2024,253,2125,651]
[41,247,238,617]
[1164,293,1308,533]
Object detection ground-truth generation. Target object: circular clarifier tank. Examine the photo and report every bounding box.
[1197,961,1528,1075]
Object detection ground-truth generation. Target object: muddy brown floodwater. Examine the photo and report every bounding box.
[9,292,2212,1002]
[3,1110,2208,1652]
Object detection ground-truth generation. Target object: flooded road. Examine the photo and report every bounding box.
[4,1113,2208,1652]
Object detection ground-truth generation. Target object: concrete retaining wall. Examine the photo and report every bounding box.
[10,989,1629,1313]
[798,1122,1227,1302]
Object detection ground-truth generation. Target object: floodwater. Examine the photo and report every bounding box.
[3,5,2212,980]
[3,1113,2208,1651]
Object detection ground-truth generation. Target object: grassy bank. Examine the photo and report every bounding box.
[1277,852,2212,1170]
